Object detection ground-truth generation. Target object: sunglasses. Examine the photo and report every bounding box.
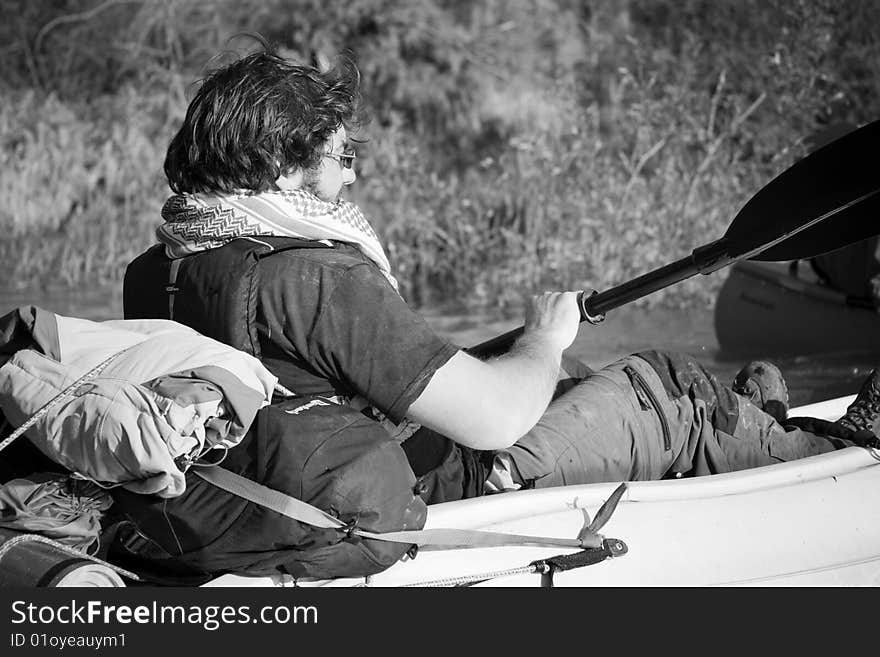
[324,145,357,169]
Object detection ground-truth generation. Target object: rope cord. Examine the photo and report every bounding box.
[0,348,129,453]
[0,348,142,583]
[394,563,543,587]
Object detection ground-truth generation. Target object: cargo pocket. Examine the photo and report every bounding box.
[624,365,671,452]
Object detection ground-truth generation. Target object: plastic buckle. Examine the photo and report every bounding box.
[342,514,360,539]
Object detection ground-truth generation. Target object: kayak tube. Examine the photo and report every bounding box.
[714,260,880,356]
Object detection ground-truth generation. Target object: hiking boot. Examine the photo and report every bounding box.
[837,368,880,436]
[732,360,789,423]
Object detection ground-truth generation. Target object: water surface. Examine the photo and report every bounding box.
[2,286,876,408]
[423,304,875,407]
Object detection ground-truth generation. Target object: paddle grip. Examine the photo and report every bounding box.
[468,289,604,357]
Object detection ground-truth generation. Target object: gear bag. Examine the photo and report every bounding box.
[111,394,428,581]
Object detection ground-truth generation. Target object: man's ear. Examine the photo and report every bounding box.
[275,167,305,190]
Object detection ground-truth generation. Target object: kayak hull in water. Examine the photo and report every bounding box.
[208,395,880,587]
[714,260,880,356]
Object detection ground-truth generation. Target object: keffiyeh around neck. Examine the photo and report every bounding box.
[157,189,398,289]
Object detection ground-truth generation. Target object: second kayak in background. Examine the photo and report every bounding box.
[714,260,880,357]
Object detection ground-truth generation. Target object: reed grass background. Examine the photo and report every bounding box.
[1,0,878,313]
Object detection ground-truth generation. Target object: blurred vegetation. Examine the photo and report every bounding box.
[1,0,878,312]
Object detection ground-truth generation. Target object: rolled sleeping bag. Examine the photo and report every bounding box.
[0,529,124,587]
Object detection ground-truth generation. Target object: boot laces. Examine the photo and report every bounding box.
[839,370,880,433]
[839,401,880,432]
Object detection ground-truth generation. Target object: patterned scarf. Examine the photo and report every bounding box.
[157,190,398,289]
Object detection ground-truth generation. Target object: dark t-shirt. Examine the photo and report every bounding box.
[124,238,483,501]
[253,242,460,423]
[124,238,459,425]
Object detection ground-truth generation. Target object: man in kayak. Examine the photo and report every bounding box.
[810,236,880,310]
[804,124,880,311]
[124,46,879,502]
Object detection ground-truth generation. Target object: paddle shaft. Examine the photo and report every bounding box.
[468,120,880,358]
[470,189,880,357]
[469,238,732,357]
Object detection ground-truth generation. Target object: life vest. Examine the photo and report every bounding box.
[117,237,429,581]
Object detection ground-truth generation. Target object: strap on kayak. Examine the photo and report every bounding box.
[194,467,628,553]
[394,538,629,587]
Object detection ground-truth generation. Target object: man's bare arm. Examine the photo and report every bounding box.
[407,291,581,451]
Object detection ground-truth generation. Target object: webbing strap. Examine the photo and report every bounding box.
[358,527,595,551]
[166,259,182,319]
[193,466,602,551]
[193,466,346,530]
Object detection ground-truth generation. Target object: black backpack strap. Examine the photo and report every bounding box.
[166,258,182,320]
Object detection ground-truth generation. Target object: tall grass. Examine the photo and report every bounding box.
[0,88,170,289]
[358,49,812,311]
[1,0,878,315]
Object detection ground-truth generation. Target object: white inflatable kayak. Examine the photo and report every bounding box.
[208,395,880,587]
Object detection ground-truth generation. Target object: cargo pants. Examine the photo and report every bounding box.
[499,350,851,488]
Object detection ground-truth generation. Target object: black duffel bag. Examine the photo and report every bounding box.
[109,395,427,583]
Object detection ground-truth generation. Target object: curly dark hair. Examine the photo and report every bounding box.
[164,47,362,194]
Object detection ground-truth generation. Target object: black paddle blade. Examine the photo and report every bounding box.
[723,119,880,262]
